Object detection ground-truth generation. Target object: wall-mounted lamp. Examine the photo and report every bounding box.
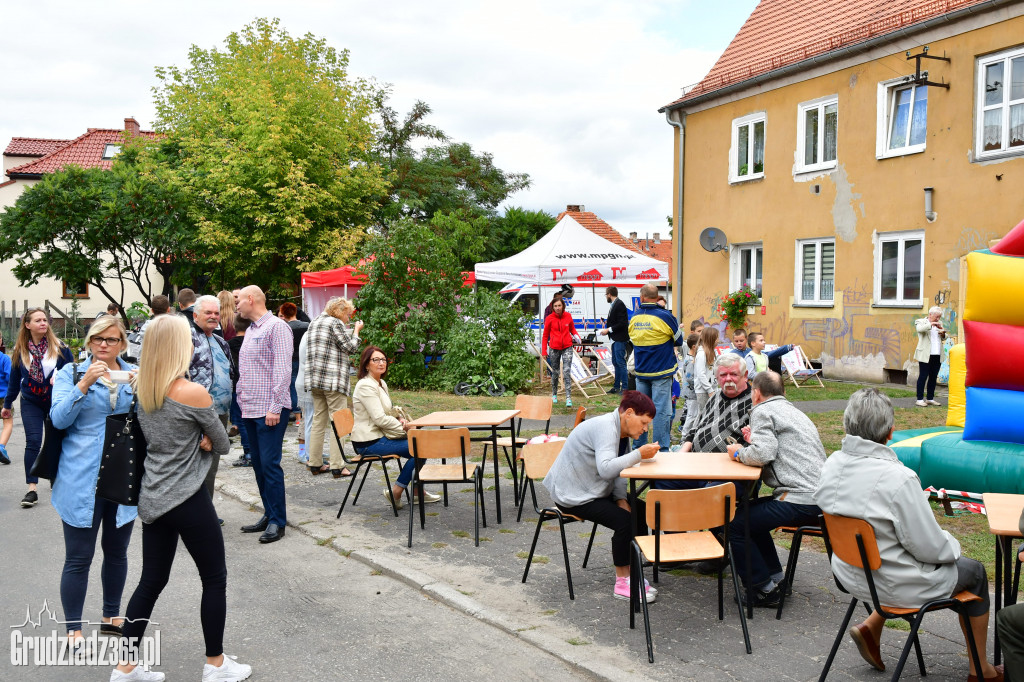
[924,187,936,223]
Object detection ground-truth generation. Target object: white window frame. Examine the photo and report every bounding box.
[729,112,766,183]
[796,95,839,173]
[729,242,763,297]
[876,78,928,159]
[794,237,835,306]
[975,46,1024,160]
[873,230,925,307]
[102,143,121,159]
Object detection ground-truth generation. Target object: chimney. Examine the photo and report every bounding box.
[566,204,584,212]
[124,118,140,136]
[629,231,637,242]
[653,232,661,244]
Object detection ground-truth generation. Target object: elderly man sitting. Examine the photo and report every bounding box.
[815,388,1001,681]
[725,371,825,607]
[673,352,753,459]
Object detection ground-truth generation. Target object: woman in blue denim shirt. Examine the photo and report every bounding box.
[50,316,138,650]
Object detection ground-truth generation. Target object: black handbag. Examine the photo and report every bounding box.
[30,364,80,486]
[95,395,148,506]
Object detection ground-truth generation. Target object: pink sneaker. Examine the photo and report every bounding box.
[613,576,658,603]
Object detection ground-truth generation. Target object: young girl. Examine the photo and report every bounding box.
[678,333,699,437]
[693,326,720,414]
[0,338,12,464]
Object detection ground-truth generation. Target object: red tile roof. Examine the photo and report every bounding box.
[5,119,156,178]
[664,0,991,109]
[4,137,72,157]
[556,205,672,271]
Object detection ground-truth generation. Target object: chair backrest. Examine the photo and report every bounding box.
[646,483,736,533]
[521,440,566,480]
[515,394,553,422]
[331,408,354,438]
[572,405,587,429]
[822,513,882,570]
[408,428,471,461]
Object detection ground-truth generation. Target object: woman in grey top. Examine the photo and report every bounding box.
[112,315,250,682]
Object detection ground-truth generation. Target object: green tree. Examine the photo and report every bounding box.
[487,207,556,262]
[150,17,387,292]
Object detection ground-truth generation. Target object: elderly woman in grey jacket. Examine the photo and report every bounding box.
[914,306,948,407]
[814,388,1000,681]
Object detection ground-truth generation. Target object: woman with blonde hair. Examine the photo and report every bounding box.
[693,325,720,414]
[50,315,136,651]
[2,307,74,507]
[217,291,236,341]
[112,314,247,682]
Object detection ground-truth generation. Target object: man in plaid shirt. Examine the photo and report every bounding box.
[304,297,362,476]
[236,285,293,544]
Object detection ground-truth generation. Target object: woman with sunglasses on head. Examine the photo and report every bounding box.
[351,346,440,509]
[49,316,137,653]
[2,307,75,507]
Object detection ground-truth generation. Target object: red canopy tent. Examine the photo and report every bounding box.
[301,265,477,317]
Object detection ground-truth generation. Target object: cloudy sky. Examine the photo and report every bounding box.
[0,0,758,237]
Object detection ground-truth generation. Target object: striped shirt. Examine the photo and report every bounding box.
[683,385,752,453]
[237,311,293,418]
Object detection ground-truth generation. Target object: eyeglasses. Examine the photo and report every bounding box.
[91,336,122,346]
[369,357,388,364]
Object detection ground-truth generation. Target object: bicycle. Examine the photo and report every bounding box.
[454,374,506,397]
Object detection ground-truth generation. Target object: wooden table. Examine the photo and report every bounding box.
[620,451,763,620]
[983,492,1024,664]
[407,409,520,524]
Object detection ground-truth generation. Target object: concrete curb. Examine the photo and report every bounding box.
[216,480,652,682]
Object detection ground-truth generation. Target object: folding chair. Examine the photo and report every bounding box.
[630,484,752,662]
[482,394,551,506]
[817,512,984,681]
[780,345,825,388]
[331,409,403,518]
[407,428,486,547]
[519,441,597,599]
[774,518,824,620]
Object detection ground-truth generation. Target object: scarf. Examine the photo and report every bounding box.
[28,338,48,384]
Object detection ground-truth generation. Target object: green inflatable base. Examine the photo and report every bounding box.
[890,427,1024,495]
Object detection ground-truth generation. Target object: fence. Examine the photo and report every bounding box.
[0,299,85,347]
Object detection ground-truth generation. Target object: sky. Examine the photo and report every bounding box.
[0,0,759,238]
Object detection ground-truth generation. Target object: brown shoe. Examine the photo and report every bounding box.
[967,664,1004,682]
[849,623,884,671]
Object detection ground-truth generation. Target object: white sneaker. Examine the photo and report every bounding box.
[110,665,165,681]
[915,400,927,407]
[203,654,252,682]
[926,399,942,406]
[417,490,442,504]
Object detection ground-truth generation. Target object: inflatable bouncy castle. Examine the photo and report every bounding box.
[890,218,1024,495]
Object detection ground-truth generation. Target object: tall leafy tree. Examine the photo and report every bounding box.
[150,17,387,292]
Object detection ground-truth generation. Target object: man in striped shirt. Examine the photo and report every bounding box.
[236,285,293,544]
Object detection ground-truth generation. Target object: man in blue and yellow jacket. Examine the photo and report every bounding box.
[628,283,682,450]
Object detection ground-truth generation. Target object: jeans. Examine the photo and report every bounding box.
[298,391,315,444]
[243,410,290,527]
[60,497,134,633]
[229,390,250,457]
[917,354,942,400]
[122,488,227,658]
[289,359,300,415]
[20,398,45,485]
[728,499,820,589]
[557,497,647,567]
[548,348,573,400]
[634,375,673,451]
[357,437,415,489]
[611,341,628,392]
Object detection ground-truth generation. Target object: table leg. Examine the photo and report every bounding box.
[491,426,503,524]
[508,420,519,510]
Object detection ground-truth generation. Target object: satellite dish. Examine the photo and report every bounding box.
[699,227,729,253]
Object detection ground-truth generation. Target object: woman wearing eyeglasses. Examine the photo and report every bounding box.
[2,307,75,508]
[351,346,440,509]
[49,316,138,653]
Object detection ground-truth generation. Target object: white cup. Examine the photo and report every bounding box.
[108,370,131,384]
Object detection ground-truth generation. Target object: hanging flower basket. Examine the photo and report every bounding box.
[720,285,760,333]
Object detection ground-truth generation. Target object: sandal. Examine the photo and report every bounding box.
[331,468,354,479]
[309,464,330,475]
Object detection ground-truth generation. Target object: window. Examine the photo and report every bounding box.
[730,243,763,297]
[795,238,835,305]
[730,113,765,182]
[976,47,1024,158]
[102,144,121,159]
[796,96,838,172]
[874,230,923,306]
[61,280,89,299]
[877,79,928,158]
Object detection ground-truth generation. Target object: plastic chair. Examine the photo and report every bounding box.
[519,441,597,599]
[331,409,403,518]
[407,428,486,547]
[774,519,824,620]
[630,484,752,662]
[817,512,984,681]
[482,394,551,505]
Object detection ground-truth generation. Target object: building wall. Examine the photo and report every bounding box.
[675,14,1024,382]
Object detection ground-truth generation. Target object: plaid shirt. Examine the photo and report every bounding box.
[303,314,360,394]
[237,311,293,418]
[683,385,752,452]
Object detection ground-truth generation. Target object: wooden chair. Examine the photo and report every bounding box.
[331,409,403,518]
[774,519,824,620]
[630,484,751,662]
[407,428,486,547]
[519,441,597,599]
[817,513,984,681]
[482,394,551,506]
[572,405,587,429]
[514,404,587,511]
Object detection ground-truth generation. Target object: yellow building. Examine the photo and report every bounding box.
[662,0,1024,383]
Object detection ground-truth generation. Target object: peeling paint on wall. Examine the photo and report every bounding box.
[831,164,862,242]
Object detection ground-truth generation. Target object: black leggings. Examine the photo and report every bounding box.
[558,496,646,567]
[122,488,227,657]
[917,354,941,400]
